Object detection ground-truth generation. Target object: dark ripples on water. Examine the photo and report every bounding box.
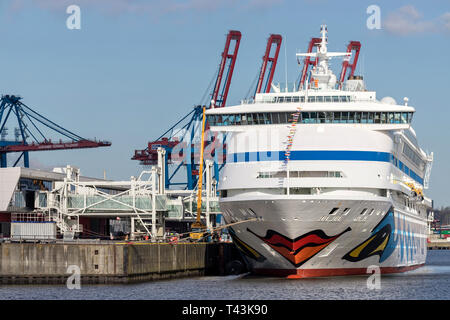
[0,250,449,300]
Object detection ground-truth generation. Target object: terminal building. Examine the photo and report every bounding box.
[0,167,127,239]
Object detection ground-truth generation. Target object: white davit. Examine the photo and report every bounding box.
[206,25,433,278]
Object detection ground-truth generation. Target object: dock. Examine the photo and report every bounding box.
[0,241,245,285]
[427,240,450,250]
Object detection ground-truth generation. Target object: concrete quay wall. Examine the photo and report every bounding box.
[0,242,243,284]
[428,241,450,250]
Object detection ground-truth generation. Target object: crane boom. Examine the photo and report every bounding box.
[255,34,282,95]
[338,41,361,89]
[211,30,241,108]
[298,37,321,90]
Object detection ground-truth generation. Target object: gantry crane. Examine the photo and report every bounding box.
[297,37,321,90]
[0,95,111,167]
[255,34,282,95]
[297,38,361,90]
[132,30,242,190]
[211,30,241,108]
[338,41,361,89]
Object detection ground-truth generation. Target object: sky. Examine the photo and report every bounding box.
[0,0,449,207]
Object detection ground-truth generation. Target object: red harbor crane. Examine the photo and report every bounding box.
[297,37,321,90]
[211,30,241,108]
[338,41,361,89]
[255,34,282,95]
[132,30,242,189]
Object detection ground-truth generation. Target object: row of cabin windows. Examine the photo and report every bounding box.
[256,95,352,104]
[257,171,344,178]
[220,188,389,199]
[403,143,424,169]
[390,154,424,184]
[208,111,413,126]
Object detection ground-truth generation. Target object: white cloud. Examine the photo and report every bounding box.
[397,5,421,20]
[384,5,450,35]
[440,12,450,32]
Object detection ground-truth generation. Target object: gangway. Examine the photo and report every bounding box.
[37,149,220,240]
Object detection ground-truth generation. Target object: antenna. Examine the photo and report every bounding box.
[360,53,365,88]
[284,36,288,92]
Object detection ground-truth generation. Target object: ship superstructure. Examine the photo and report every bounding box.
[206,25,433,277]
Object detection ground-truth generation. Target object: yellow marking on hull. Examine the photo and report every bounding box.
[234,237,261,258]
[349,235,377,258]
[370,235,389,256]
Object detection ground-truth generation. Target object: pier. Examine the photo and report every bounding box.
[427,240,450,250]
[0,242,245,284]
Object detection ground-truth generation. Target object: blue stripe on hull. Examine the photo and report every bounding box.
[229,150,390,163]
[227,150,423,185]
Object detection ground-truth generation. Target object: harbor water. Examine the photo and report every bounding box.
[0,250,448,300]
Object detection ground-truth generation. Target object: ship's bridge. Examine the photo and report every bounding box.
[206,97,415,131]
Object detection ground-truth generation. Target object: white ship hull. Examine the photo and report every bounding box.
[220,197,427,277]
[213,123,431,277]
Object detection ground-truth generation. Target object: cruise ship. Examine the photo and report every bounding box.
[205,25,434,278]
